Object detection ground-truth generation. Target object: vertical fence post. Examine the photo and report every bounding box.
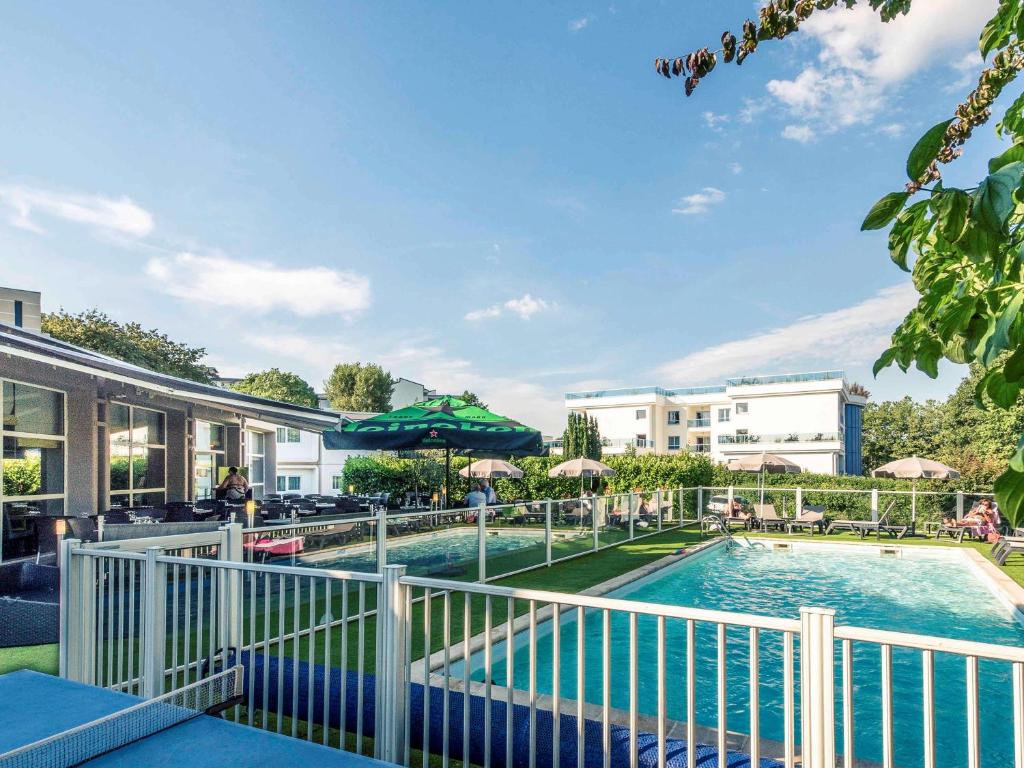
[697,486,704,521]
[96,514,105,542]
[799,607,836,768]
[796,487,803,518]
[727,485,734,514]
[74,551,98,685]
[376,564,409,765]
[478,504,487,582]
[592,495,599,552]
[956,491,965,521]
[871,488,879,522]
[377,506,388,574]
[656,489,663,531]
[58,538,81,680]
[142,546,167,698]
[219,523,243,653]
[629,493,635,541]
[545,499,553,566]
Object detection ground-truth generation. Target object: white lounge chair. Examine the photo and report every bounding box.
[788,505,826,535]
[753,503,787,533]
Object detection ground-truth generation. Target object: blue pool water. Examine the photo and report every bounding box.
[299,529,546,576]
[469,543,1024,768]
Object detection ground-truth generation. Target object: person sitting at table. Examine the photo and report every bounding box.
[481,479,498,505]
[216,467,249,502]
[465,483,487,508]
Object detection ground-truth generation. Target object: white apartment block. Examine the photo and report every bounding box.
[0,287,42,331]
[563,370,866,475]
[273,411,376,495]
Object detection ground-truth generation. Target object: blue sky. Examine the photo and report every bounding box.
[0,0,1008,432]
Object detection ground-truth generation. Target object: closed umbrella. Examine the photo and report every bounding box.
[726,452,801,508]
[872,456,960,522]
[548,457,616,497]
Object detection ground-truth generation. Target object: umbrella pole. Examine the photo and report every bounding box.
[445,447,451,510]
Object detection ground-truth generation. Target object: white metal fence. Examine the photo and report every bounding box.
[59,536,1024,768]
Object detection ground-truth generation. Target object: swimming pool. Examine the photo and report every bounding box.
[298,528,551,577]
[463,542,1024,768]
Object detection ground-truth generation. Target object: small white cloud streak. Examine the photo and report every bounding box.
[782,125,815,143]
[656,283,917,383]
[465,294,553,322]
[730,162,744,175]
[146,252,371,317]
[0,185,154,237]
[568,15,591,31]
[672,187,725,215]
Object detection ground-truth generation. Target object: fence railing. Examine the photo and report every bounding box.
[88,488,703,584]
[59,542,1024,768]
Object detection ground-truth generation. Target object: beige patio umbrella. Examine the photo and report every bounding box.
[548,457,616,496]
[727,452,801,508]
[458,459,524,479]
[872,456,960,522]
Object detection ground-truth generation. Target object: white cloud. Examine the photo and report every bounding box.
[0,184,154,237]
[465,293,553,322]
[656,283,917,382]
[730,162,743,175]
[782,124,815,143]
[765,0,996,130]
[146,252,371,317]
[878,122,905,137]
[948,50,983,91]
[672,187,725,215]
[568,15,592,32]
[703,111,729,131]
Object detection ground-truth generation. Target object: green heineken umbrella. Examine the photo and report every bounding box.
[323,396,544,506]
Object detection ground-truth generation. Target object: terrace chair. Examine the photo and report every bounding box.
[788,505,826,535]
[163,506,196,523]
[753,504,787,533]
[826,500,897,537]
[993,535,1024,565]
[304,522,360,550]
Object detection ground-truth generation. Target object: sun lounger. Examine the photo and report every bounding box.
[303,522,361,551]
[753,503,788,533]
[825,501,904,538]
[787,505,825,535]
[993,535,1024,565]
[935,523,967,543]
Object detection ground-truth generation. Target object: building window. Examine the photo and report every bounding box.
[276,427,301,443]
[2,380,66,560]
[736,402,748,414]
[194,420,226,501]
[667,410,680,425]
[667,436,681,450]
[718,408,731,423]
[331,476,345,491]
[109,403,166,509]
[277,476,301,492]
[247,430,266,500]
[13,301,23,328]
[635,409,646,420]
[635,434,647,448]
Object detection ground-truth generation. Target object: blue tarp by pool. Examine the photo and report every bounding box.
[238,652,782,768]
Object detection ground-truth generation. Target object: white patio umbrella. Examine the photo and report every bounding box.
[871,456,960,522]
[458,459,524,479]
[726,452,801,508]
[547,457,616,496]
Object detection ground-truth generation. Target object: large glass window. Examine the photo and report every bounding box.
[194,420,226,500]
[276,427,300,443]
[277,476,301,492]
[247,430,266,500]
[1,380,66,561]
[109,403,166,509]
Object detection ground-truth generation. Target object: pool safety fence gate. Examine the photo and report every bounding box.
[60,543,1024,768]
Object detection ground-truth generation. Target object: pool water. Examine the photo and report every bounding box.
[299,529,546,577]
[468,543,1024,768]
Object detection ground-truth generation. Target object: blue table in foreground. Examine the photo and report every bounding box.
[0,670,395,767]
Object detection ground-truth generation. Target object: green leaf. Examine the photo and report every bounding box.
[1005,346,1024,382]
[932,189,971,243]
[872,347,897,377]
[985,368,1022,408]
[989,142,1024,173]
[980,7,1015,58]
[973,161,1024,234]
[914,337,942,379]
[906,120,953,182]
[936,297,978,339]
[943,335,970,364]
[983,291,1024,365]
[1009,435,1024,473]
[862,191,910,231]
[994,465,1024,529]
[998,91,1024,139]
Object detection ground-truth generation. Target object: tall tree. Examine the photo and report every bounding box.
[324,362,394,412]
[561,412,603,460]
[861,397,943,472]
[456,390,488,409]
[42,309,216,383]
[654,0,1024,524]
[231,369,318,408]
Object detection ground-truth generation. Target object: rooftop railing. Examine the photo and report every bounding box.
[565,371,846,400]
[718,431,842,445]
[724,370,846,387]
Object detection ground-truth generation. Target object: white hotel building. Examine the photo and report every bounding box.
[563,370,866,475]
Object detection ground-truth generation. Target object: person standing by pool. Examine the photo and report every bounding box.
[465,483,487,508]
[481,479,498,504]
